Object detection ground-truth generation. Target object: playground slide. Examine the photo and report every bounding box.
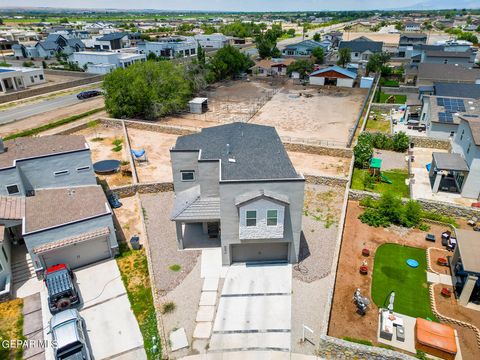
[380,173,393,184]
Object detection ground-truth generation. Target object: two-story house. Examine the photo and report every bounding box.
[338,37,383,62]
[170,123,305,265]
[282,39,330,57]
[137,37,197,58]
[398,33,427,58]
[94,32,131,51]
[0,135,118,299]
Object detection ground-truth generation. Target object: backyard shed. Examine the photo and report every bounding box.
[189,97,208,114]
[415,318,457,360]
[309,65,356,87]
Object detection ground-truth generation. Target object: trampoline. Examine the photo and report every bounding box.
[93,160,121,174]
[406,259,419,268]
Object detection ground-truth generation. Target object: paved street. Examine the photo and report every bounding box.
[210,264,292,352]
[0,92,101,125]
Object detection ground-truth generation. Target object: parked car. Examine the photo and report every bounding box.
[49,309,91,360]
[44,264,80,314]
[76,90,102,100]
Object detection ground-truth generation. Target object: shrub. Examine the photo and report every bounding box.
[392,131,410,152]
[169,264,181,272]
[354,133,373,168]
[421,211,459,227]
[161,302,176,314]
[402,200,422,228]
[418,223,430,232]
[378,191,403,224]
[359,196,378,209]
[371,132,394,150]
[358,208,390,227]
[362,172,376,190]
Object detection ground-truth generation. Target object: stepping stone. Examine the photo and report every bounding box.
[199,291,217,306]
[170,328,189,351]
[196,306,215,322]
[202,277,219,291]
[193,322,212,339]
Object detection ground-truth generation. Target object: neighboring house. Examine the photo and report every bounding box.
[251,58,295,77]
[404,63,480,86]
[421,50,476,67]
[170,123,305,265]
[0,67,46,93]
[94,32,131,50]
[13,34,85,59]
[419,95,479,139]
[398,33,427,57]
[450,229,480,306]
[282,39,330,57]
[309,65,357,87]
[0,39,18,51]
[338,37,383,62]
[432,83,480,99]
[137,37,197,58]
[404,22,422,32]
[194,33,232,49]
[323,31,343,48]
[0,135,118,297]
[72,51,146,74]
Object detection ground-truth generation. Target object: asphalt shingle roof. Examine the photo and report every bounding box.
[339,40,383,53]
[416,63,480,82]
[172,123,300,181]
[97,32,127,41]
[434,82,480,99]
[432,152,469,172]
[284,39,326,50]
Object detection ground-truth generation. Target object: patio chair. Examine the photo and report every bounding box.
[359,265,368,275]
[441,288,452,297]
[437,258,448,267]
[131,149,148,163]
[425,234,436,242]
[362,248,370,257]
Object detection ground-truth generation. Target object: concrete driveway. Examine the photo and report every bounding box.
[210,263,292,352]
[40,260,146,360]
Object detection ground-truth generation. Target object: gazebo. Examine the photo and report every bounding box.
[429,152,469,194]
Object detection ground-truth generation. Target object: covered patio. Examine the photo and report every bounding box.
[429,152,469,194]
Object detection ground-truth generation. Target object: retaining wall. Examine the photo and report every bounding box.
[381,86,418,94]
[410,136,451,150]
[109,182,174,198]
[284,142,352,158]
[304,174,348,187]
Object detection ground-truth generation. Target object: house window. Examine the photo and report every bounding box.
[246,210,257,227]
[54,170,69,177]
[2,246,7,263]
[467,143,471,154]
[267,210,278,226]
[460,129,464,141]
[450,131,455,137]
[181,171,195,181]
[354,52,359,57]
[6,184,19,195]
[76,166,91,172]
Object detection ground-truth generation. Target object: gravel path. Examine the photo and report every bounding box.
[294,184,344,283]
[140,192,200,294]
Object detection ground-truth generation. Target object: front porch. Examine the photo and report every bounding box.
[176,222,221,249]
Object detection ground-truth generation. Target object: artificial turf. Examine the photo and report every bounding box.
[371,243,437,321]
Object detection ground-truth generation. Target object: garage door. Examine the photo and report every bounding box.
[231,243,288,263]
[41,236,111,270]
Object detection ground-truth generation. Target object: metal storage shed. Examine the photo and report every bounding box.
[189,97,208,114]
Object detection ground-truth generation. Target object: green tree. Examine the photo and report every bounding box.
[146,52,158,61]
[287,29,296,37]
[378,191,403,224]
[207,45,253,82]
[256,34,281,59]
[337,48,351,67]
[353,133,373,168]
[286,59,314,78]
[197,44,206,67]
[311,47,324,64]
[457,32,478,44]
[392,131,410,152]
[313,33,321,42]
[402,200,422,228]
[366,52,391,75]
[103,61,193,119]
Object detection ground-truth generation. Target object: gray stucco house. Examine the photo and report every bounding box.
[0,135,118,299]
[338,37,383,63]
[170,123,305,265]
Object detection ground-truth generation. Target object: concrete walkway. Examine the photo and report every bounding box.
[180,351,322,359]
[426,271,453,286]
[22,293,45,360]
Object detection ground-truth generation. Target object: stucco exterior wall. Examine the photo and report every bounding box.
[238,198,285,240]
[426,122,458,140]
[170,150,200,194]
[0,167,25,196]
[219,179,305,265]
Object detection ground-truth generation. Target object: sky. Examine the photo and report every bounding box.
[0,0,458,12]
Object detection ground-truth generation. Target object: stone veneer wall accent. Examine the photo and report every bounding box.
[110,182,174,198]
[316,336,417,360]
[410,136,451,150]
[304,174,348,187]
[284,142,353,158]
[98,117,199,136]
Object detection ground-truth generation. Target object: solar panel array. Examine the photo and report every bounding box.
[436,97,466,113]
[437,112,454,123]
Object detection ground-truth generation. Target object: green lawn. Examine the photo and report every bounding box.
[351,168,409,197]
[372,244,436,320]
[365,118,391,133]
[375,91,407,104]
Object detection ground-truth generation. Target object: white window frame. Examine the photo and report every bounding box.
[6,184,20,195]
[76,166,91,172]
[246,210,257,227]
[267,210,278,226]
[181,170,195,182]
[54,170,70,177]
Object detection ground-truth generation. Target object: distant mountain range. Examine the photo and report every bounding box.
[395,0,480,10]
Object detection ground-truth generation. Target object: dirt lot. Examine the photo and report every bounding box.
[288,151,351,178]
[0,97,105,137]
[250,85,368,146]
[159,80,277,128]
[126,127,178,183]
[328,201,465,354]
[74,124,132,187]
[112,195,145,245]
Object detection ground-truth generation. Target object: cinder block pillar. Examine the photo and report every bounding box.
[0,79,5,92]
[432,173,442,193]
[459,275,478,306]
